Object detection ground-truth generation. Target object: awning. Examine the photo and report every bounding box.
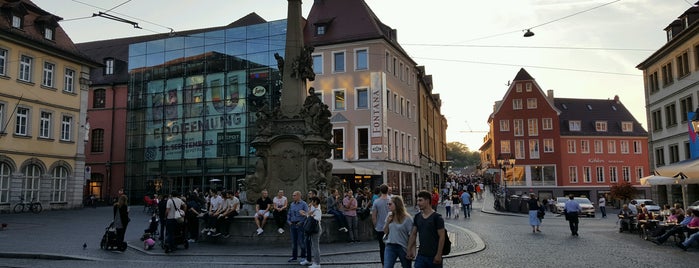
[654,158,699,184]
[329,160,382,175]
[639,175,678,186]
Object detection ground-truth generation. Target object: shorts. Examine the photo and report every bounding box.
[256,210,270,218]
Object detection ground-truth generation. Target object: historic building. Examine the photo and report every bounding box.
[480,69,649,202]
[637,4,699,205]
[0,0,97,210]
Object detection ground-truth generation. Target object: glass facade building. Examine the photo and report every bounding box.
[126,20,286,197]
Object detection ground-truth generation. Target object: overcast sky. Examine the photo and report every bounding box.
[33,0,694,151]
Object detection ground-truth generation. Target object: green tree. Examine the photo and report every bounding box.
[446,141,480,168]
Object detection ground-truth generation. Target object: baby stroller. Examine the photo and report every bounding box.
[100,222,127,251]
[162,221,189,252]
[143,214,159,238]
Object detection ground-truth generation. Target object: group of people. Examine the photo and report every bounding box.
[616,201,699,251]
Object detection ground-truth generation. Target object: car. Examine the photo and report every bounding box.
[630,199,661,213]
[688,200,699,211]
[555,197,596,217]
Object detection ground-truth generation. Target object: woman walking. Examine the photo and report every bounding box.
[113,195,130,251]
[528,194,541,233]
[302,196,323,268]
[383,196,413,268]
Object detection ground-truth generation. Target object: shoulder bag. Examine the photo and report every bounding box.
[171,199,185,223]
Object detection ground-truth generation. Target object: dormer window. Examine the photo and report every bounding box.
[595,121,607,132]
[104,58,114,75]
[44,27,53,40]
[313,17,334,37]
[11,15,21,28]
[316,25,326,36]
[569,121,581,131]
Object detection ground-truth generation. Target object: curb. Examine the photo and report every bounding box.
[0,252,99,261]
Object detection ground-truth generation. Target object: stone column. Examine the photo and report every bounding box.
[280,0,306,117]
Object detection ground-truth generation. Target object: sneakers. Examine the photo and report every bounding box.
[201,228,209,234]
[211,232,221,237]
[308,263,321,268]
[278,228,284,234]
[287,258,298,262]
[338,227,348,232]
[256,228,264,235]
[677,242,688,251]
[300,259,311,265]
[187,239,196,243]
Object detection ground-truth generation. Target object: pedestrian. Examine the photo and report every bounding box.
[430,190,439,211]
[288,191,308,263]
[460,191,472,218]
[217,191,239,238]
[185,192,202,242]
[342,189,359,243]
[451,193,461,219]
[301,196,323,268]
[564,194,581,236]
[157,194,169,242]
[254,189,273,235]
[273,189,288,234]
[444,196,452,219]
[407,190,446,268]
[371,184,390,265]
[113,194,130,251]
[383,195,413,268]
[528,194,541,233]
[164,191,186,253]
[598,195,607,218]
[303,189,318,265]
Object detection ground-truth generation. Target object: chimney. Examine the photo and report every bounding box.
[614,95,619,103]
[390,29,398,42]
[547,89,554,99]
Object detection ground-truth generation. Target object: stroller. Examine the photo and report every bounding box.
[162,221,189,252]
[143,214,159,238]
[100,222,127,251]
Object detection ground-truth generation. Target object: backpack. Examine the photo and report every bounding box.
[432,213,451,255]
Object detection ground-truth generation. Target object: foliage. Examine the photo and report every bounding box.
[446,142,480,168]
[609,181,636,203]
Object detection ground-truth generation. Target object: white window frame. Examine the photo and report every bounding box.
[514,140,525,159]
[19,55,32,82]
[0,102,5,133]
[569,166,578,183]
[609,166,618,183]
[596,166,605,183]
[635,166,644,181]
[516,84,522,92]
[581,140,590,154]
[0,48,7,76]
[608,140,616,154]
[620,140,630,154]
[499,120,510,131]
[15,106,29,136]
[622,166,631,182]
[105,59,114,75]
[583,166,592,183]
[528,118,538,136]
[569,121,581,131]
[60,115,72,141]
[542,118,552,130]
[355,87,368,110]
[312,53,323,75]
[594,140,603,154]
[354,48,368,71]
[527,98,537,109]
[514,119,524,136]
[332,50,346,73]
[52,166,68,202]
[333,89,346,111]
[500,140,511,153]
[332,127,345,160]
[543,139,554,153]
[356,127,370,160]
[595,121,608,132]
[567,140,576,153]
[526,83,532,92]
[23,165,40,202]
[44,27,53,40]
[11,15,21,28]
[406,100,411,119]
[529,139,540,159]
[42,61,55,87]
[621,121,633,132]
[513,99,523,110]
[0,162,9,203]
[39,111,52,139]
[633,140,643,154]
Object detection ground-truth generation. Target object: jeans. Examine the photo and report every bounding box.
[462,203,471,217]
[375,230,385,264]
[682,231,699,247]
[414,254,442,268]
[383,243,410,268]
[290,223,306,259]
[273,209,287,229]
[445,206,451,218]
[165,219,178,249]
[309,227,321,264]
[600,206,606,217]
[567,212,579,234]
[328,209,347,228]
[346,215,358,241]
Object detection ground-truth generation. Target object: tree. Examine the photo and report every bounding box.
[609,181,636,205]
[446,141,480,168]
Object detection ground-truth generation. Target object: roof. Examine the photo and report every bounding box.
[555,97,647,136]
[512,68,534,81]
[637,5,699,69]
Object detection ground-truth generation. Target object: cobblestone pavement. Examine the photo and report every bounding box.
[1,192,698,268]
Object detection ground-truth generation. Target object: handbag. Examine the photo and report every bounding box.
[171,199,185,223]
[303,216,319,234]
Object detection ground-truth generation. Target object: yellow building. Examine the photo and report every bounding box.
[0,0,97,211]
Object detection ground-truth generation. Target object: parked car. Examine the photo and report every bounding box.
[555,197,596,217]
[630,199,661,213]
[688,200,699,212]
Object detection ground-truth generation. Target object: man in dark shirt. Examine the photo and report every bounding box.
[254,190,273,235]
[407,190,446,268]
[157,194,169,241]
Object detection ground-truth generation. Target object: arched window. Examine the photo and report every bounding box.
[94,89,106,108]
[52,166,68,202]
[0,162,10,203]
[23,164,41,201]
[91,129,104,152]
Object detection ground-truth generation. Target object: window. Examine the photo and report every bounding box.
[332,129,344,159]
[621,121,633,132]
[513,99,523,110]
[387,128,392,159]
[316,25,326,35]
[696,44,699,71]
[648,72,659,94]
[595,121,607,132]
[385,52,390,71]
[528,119,538,136]
[386,90,391,110]
[395,131,399,160]
[0,162,9,203]
[401,133,406,162]
[15,107,29,136]
[64,69,75,93]
[392,57,397,75]
[333,51,345,73]
[52,167,68,202]
[583,166,592,183]
[662,62,673,86]
[620,141,630,154]
[686,141,692,159]
[514,140,525,159]
[525,83,532,92]
[406,101,412,119]
[42,62,55,87]
[665,103,677,127]
[680,96,693,123]
[569,166,578,183]
[569,121,581,131]
[393,93,397,112]
[567,140,576,153]
[312,54,323,75]
[581,140,590,153]
[529,139,540,159]
[677,51,690,78]
[0,103,4,133]
[19,55,32,82]
[357,128,369,159]
[543,139,554,153]
[61,115,72,141]
[0,48,7,76]
[669,144,680,164]
[622,166,631,182]
[91,129,104,153]
[399,97,404,115]
[596,166,605,183]
[11,15,21,28]
[655,147,665,166]
[499,120,510,131]
[44,27,53,40]
[399,62,404,80]
[500,140,511,153]
[527,98,537,109]
[633,140,643,154]
[594,140,603,153]
[513,119,524,136]
[542,118,552,130]
[93,89,106,108]
[104,59,114,75]
[516,84,522,92]
[636,166,644,181]
[608,140,616,153]
[609,166,618,183]
[355,88,368,109]
[333,90,345,110]
[531,165,556,186]
[351,48,368,71]
[39,111,51,139]
[23,165,41,202]
[651,109,662,131]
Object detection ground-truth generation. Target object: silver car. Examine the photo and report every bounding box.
[555,197,596,217]
[631,199,661,213]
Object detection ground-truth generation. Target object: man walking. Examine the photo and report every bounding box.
[598,195,607,218]
[564,194,581,236]
[288,191,308,263]
[460,191,472,218]
[371,184,390,265]
[407,190,446,268]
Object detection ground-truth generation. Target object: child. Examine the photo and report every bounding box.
[444,197,453,219]
[143,234,156,250]
[452,194,461,219]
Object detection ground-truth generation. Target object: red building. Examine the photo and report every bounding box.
[481,69,649,202]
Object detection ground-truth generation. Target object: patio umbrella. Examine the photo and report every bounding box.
[639,175,678,186]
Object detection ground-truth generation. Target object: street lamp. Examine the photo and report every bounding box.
[497,158,516,190]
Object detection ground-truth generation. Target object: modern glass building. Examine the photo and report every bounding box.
[126,19,286,197]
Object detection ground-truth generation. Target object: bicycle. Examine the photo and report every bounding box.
[13,196,43,214]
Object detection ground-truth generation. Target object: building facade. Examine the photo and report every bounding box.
[0,0,97,210]
[637,4,699,205]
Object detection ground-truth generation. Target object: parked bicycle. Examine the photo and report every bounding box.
[13,196,42,214]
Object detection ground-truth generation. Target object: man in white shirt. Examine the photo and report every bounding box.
[165,192,186,253]
[598,196,607,218]
[203,190,224,235]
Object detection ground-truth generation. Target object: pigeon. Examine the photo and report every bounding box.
[83,243,87,250]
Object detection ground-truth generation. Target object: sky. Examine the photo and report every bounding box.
[32,0,694,151]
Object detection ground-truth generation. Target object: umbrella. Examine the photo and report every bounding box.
[639,175,678,186]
